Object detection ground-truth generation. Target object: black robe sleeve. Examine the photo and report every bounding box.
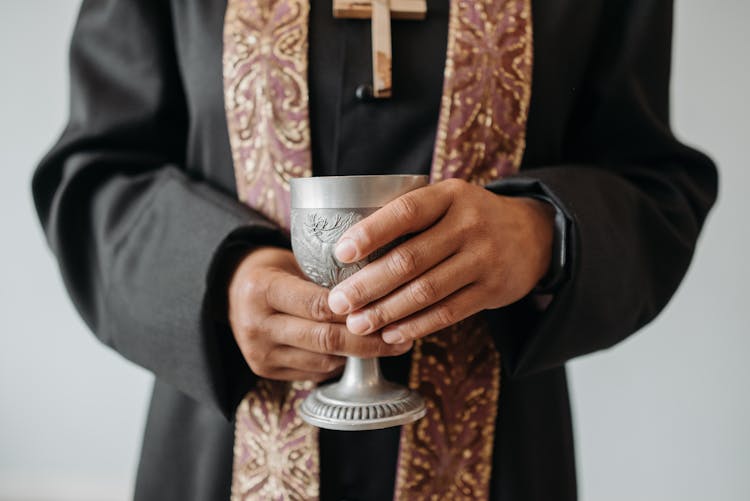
[487,0,718,376]
[31,0,282,418]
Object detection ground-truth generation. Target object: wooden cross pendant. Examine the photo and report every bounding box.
[333,0,428,98]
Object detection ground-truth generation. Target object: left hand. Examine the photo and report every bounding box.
[326,178,556,344]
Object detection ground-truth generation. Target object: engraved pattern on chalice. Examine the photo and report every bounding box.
[293,211,365,288]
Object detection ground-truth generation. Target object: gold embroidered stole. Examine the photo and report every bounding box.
[223,1,532,499]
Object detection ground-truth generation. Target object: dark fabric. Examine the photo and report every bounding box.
[32,0,717,500]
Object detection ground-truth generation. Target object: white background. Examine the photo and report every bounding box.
[1,1,748,500]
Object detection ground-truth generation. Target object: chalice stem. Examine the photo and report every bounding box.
[339,357,382,391]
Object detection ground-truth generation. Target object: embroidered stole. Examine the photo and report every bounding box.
[223,1,532,499]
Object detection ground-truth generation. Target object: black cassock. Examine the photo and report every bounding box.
[32,0,717,500]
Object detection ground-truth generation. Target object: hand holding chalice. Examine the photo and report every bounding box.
[290,175,427,431]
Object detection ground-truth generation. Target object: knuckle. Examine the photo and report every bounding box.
[475,237,494,257]
[320,355,341,373]
[248,358,271,378]
[443,178,467,194]
[369,303,390,328]
[246,349,261,367]
[316,356,330,373]
[391,194,420,221]
[463,204,483,226]
[345,279,367,306]
[242,324,262,345]
[242,268,270,300]
[247,346,271,367]
[232,277,262,310]
[410,277,438,306]
[457,213,481,239]
[307,293,333,322]
[314,323,342,354]
[388,246,419,277]
[369,344,389,358]
[360,340,387,358]
[230,312,256,340]
[379,340,402,357]
[350,338,380,358]
[435,303,457,327]
[310,372,331,384]
[349,225,372,253]
[394,325,417,343]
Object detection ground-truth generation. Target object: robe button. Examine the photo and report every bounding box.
[355,83,374,101]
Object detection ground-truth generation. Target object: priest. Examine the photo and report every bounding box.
[33,0,717,499]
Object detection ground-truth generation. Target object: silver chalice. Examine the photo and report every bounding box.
[290,175,428,431]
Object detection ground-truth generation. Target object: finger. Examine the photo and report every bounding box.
[333,183,454,264]
[380,284,488,344]
[264,314,413,358]
[264,368,343,384]
[328,218,461,315]
[268,346,346,374]
[345,252,477,335]
[266,271,347,323]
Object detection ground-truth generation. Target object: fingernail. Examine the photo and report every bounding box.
[382,329,404,344]
[335,239,358,263]
[347,312,372,335]
[328,290,351,315]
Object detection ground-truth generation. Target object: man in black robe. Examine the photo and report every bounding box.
[32,0,717,499]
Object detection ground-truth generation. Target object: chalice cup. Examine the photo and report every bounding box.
[290,175,428,431]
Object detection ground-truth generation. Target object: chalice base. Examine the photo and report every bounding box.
[299,378,426,431]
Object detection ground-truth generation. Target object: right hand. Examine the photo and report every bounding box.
[228,247,414,382]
